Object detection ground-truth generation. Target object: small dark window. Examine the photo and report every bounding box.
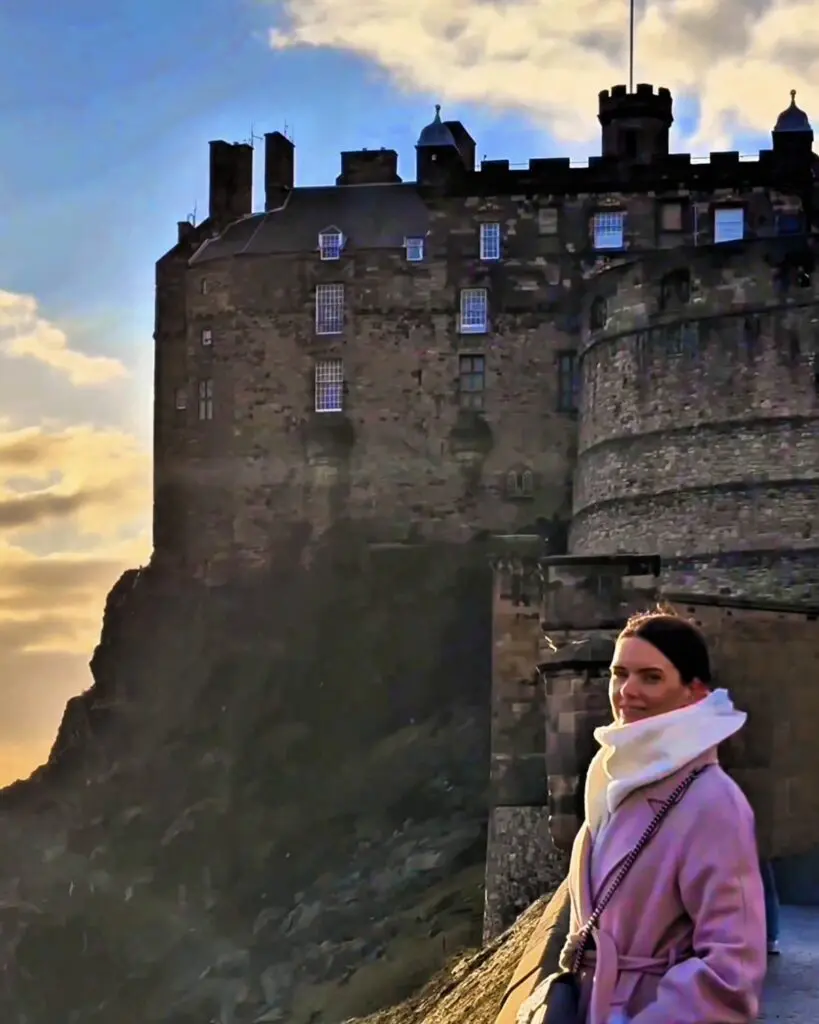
[660,269,690,309]
[590,297,607,330]
[659,202,684,232]
[776,212,803,235]
[506,470,534,498]
[663,324,682,355]
[459,354,485,410]
[557,352,579,412]
[622,130,638,159]
[743,314,761,340]
[680,321,699,350]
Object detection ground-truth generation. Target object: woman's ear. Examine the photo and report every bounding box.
[688,679,709,702]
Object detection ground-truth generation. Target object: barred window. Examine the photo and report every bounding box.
[459,288,488,334]
[198,379,213,420]
[592,211,625,250]
[480,222,501,260]
[319,230,343,260]
[201,328,212,346]
[315,284,344,335]
[314,359,344,413]
[459,354,485,410]
[405,237,424,261]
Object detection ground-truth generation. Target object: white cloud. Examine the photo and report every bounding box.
[0,284,148,784]
[0,420,150,762]
[268,0,819,151]
[0,289,127,387]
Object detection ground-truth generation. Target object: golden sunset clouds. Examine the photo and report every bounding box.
[0,292,150,783]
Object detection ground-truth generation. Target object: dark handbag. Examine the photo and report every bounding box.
[512,765,708,1024]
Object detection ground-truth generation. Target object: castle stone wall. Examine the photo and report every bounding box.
[571,246,819,599]
[161,221,579,577]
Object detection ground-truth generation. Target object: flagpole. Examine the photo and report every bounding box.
[629,0,635,92]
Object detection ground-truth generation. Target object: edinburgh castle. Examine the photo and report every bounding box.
[152,83,819,602]
[1,82,817,1024]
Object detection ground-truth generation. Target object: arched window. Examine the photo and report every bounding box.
[506,469,534,498]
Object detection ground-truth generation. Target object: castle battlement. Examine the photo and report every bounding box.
[598,82,673,125]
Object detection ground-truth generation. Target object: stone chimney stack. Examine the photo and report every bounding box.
[208,141,253,225]
[264,131,295,211]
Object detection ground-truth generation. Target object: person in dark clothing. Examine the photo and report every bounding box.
[760,857,781,954]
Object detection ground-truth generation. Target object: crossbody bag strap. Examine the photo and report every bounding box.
[569,764,710,973]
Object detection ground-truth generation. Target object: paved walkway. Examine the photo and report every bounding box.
[760,906,819,1021]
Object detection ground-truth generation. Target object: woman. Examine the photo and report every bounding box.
[529,608,767,1023]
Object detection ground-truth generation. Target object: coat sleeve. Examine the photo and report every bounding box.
[627,779,767,1024]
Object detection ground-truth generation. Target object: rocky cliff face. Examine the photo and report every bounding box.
[0,532,509,1023]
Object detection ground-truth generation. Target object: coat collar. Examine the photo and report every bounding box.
[587,748,718,905]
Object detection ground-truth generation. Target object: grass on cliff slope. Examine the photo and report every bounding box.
[349,887,563,1024]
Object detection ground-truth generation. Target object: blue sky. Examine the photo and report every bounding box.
[0,0,811,782]
[1,0,563,439]
[0,0,788,445]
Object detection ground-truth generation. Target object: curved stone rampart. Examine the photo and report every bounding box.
[572,244,819,598]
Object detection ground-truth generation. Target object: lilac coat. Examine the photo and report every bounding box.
[565,749,767,1024]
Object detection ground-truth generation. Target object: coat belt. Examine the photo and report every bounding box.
[581,929,675,1024]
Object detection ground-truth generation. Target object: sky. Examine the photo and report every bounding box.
[0,0,816,785]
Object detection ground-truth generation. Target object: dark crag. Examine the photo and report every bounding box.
[0,534,493,1023]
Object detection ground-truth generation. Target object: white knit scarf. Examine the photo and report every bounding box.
[584,688,747,837]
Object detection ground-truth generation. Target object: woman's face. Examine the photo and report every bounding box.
[609,636,708,724]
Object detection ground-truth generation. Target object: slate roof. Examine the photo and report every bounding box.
[189,183,430,264]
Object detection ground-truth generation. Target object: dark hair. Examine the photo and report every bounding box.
[618,605,712,686]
